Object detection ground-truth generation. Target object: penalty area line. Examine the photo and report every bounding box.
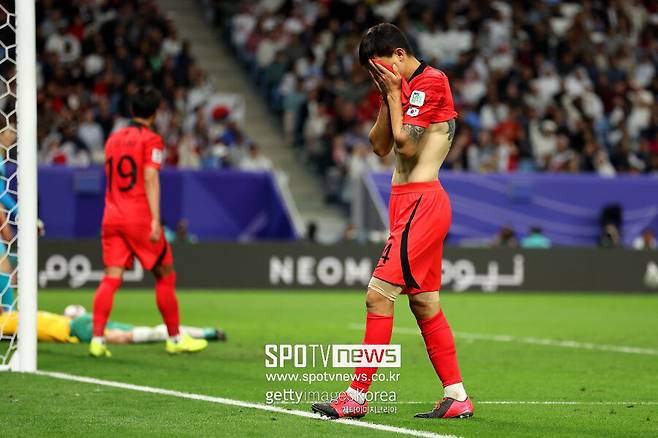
[348,324,658,356]
[34,370,457,438]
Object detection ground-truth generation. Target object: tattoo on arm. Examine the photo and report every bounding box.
[402,124,426,144]
[447,119,456,144]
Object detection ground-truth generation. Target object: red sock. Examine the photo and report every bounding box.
[155,272,180,336]
[417,310,462,387]
[92,277,122,336]
[349,312,394,393]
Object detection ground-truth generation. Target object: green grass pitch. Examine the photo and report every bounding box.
[2,290,658,437]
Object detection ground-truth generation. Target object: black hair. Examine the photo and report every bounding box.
[130,87,162,119]
[358,23,414,66]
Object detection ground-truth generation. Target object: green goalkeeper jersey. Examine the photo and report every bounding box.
[69,314,134,343]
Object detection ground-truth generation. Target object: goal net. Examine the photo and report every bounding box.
[0,0,38,372]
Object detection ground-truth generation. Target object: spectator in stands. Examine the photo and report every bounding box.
[239,144,273,171]
[174,219,198,244]
[521,227,551,249]
[342,223,358,242]
[594,148,617,177]
[531,120,558,170]
[162,220,176,244]
[213,0,658,205]
[34,0,269,171]
[493,225,519,248]
[77,108,105,163]
[633,228,657,250]
[306,221,318,243]
[548,134,577,172]
[599,224,622,248]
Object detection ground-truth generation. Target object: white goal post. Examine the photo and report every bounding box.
[1,0,38,372]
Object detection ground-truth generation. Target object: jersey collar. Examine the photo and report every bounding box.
[408,60,428,83]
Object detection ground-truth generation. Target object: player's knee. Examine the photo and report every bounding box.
[105,266,125,279]
[365,288,394,315]
[152,263,175,279]
[409,293,441,320]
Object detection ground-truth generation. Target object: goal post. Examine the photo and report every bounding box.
[5,0,37,372]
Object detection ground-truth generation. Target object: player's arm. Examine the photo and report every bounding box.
[367,61,394,156]
[105,329,133,344]
[144,135,165,243]
[368,102,395,156]
[387,94,424,159]
[372,62,424,158]
[144,166,161,243]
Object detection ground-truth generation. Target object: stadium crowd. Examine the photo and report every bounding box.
[214,0,658,204]
[35,0,267,171]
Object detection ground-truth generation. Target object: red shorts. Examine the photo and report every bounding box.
[372,181,451,294]
[101,223,173,270]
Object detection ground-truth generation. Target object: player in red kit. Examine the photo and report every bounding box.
[90,87,207,357]
[312,24,473,420]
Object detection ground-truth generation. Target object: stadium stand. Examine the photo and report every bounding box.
[36,0,262,170]
[208,0,657,207]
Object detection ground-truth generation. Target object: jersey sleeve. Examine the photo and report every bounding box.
[402,74,457,128]
[143,133,164,170]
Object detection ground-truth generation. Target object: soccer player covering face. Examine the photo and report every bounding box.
[90,87,207,357]
[312,24,473,420]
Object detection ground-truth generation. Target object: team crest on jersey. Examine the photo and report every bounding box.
[152,149,163,164]
[406,107,419,117]
[409,90,425,106]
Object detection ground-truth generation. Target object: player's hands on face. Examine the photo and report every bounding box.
[368,64,387,98]
[149,219,162,243]
[368,60,388,95]
[370,60,402,96]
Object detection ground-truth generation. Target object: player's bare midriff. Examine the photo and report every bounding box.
[391,120,453,185]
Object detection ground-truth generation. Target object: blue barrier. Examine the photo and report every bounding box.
[38,166,297,240]
[370,171,658,246]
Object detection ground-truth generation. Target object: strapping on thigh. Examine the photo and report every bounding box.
[368,276,404,302]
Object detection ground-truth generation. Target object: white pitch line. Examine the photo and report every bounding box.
[476,401,658,406]
[35,371,456,438]
[348,324,658,356]
[276,400,658,406]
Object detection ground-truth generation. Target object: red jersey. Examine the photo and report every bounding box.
[102,121,164,225]
[401,62,457,128]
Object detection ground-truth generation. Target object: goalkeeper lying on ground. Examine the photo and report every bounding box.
[0,304,226,344]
